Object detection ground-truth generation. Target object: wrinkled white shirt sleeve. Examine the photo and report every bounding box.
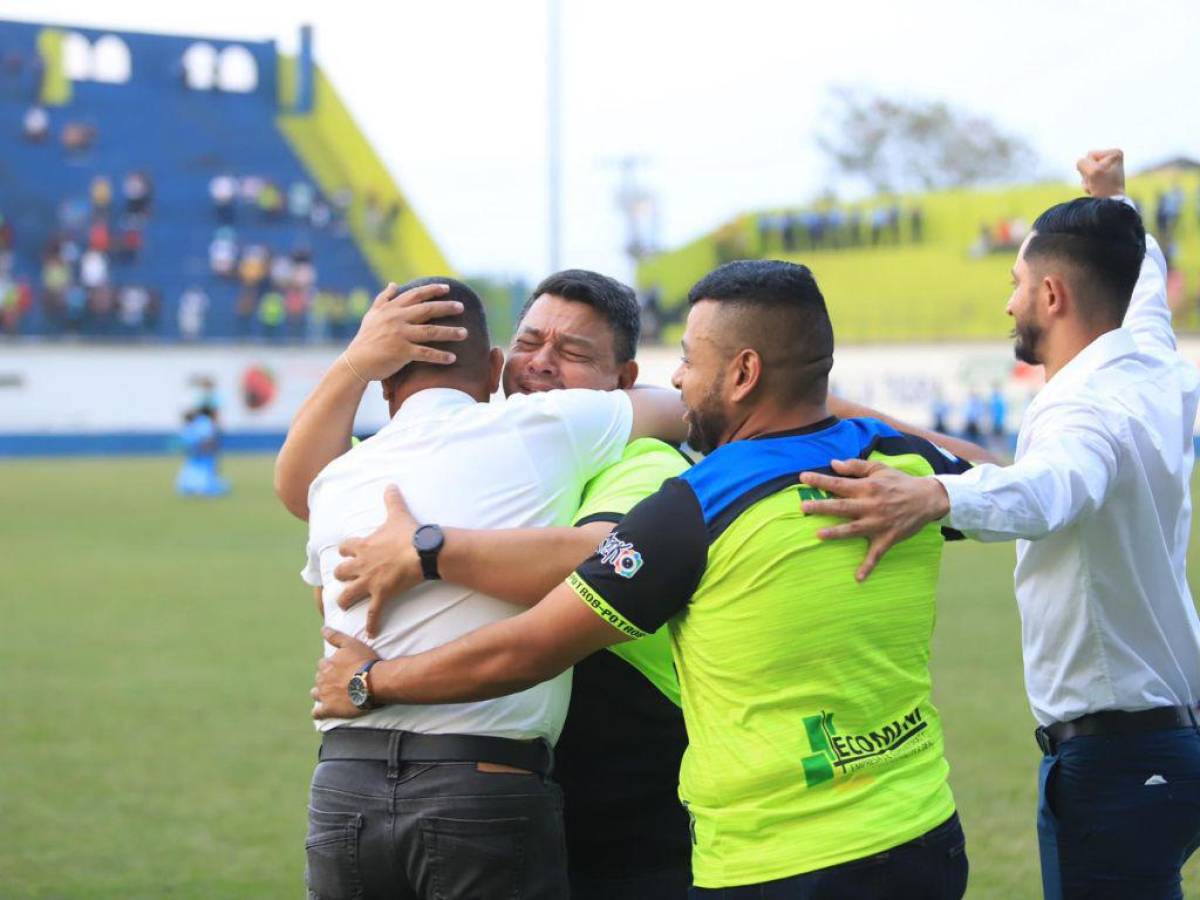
[935,404,1120,542]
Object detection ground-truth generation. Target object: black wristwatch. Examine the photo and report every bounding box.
[347,659,381,710]
[413,524,445,581]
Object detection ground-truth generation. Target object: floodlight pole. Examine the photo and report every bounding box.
[546,0,563,273]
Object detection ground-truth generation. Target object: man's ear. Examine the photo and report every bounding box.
[616,359,639,390]
[1042,273,1071,320]
[729,349,763,403]
[486,347,505,395]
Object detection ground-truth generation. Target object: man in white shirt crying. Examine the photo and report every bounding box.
[799,149,1200,899]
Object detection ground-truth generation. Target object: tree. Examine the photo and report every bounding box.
[816,88,1039,194]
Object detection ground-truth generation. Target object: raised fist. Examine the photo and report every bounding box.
[1076,149,1125,199]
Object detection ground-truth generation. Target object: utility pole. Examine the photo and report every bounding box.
[546,0,563,272]
[611,155,657,266]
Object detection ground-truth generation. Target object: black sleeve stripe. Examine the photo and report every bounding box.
[863,434,973,476]
[574,511,623,527]
[571,477,709,634]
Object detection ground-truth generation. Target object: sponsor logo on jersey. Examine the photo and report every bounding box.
[598,533,644,579]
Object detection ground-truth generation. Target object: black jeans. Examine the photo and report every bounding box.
[688,813,967,899]
[305,757,569,899]
[1037,726,1200,899]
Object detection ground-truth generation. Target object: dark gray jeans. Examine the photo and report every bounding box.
[305,756,569,899]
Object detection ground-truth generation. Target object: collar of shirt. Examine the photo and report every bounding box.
[1027,327,1137,418]
[387,387,477,427]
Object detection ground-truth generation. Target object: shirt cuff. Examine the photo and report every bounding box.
[933,473,981,534]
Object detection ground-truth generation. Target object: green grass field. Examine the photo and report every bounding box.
[2,455,1198,898]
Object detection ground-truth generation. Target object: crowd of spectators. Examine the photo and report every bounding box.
[753,203,923,257]
[207,174,350,233]
[34,171,160,336]
[970,216,1030,256]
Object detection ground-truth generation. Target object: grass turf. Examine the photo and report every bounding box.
[1,455,1198,897]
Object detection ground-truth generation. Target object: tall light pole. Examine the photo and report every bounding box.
[546,0,563,272]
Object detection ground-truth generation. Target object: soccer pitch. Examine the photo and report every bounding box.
[2,455,1198,898]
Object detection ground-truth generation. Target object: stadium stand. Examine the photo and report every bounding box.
[639,169,1200,343]
[0,19,450,340]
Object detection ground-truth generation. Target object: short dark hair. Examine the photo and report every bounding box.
[1025,198,1146,325]
[687,259,834,405]
[385,276,491,384]
[519,269,640,363]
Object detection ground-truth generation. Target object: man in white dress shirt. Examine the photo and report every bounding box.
[798,150,1200,899]
[290,277,685,899]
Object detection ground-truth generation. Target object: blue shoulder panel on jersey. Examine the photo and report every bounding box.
[680,418,902,526]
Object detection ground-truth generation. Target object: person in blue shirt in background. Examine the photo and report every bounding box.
[176,404,229,497]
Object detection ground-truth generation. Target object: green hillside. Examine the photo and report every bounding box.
[638,172,1200,343]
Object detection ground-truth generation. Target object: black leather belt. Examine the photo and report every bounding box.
[319,727,554,777]
[1035,704,1200,755]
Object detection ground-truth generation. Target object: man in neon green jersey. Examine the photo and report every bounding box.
[312,260,975,897]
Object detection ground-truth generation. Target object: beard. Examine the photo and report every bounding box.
[1011,317,1043,366]
[684,375,728,456]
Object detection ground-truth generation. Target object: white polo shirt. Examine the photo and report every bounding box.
[302,387,634,740]
[937,231,1200,725]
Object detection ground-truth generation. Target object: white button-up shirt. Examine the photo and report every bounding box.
[303,387,634,740]
[937,230,1200,726]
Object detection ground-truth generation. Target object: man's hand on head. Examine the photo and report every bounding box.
[1077,148,1125,200]
[798,459,951,582]
[312,627,379,720]
[342,282,468,381]
[334,486,423,639]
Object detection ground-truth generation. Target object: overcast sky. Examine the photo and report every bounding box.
[4,0,1199,284]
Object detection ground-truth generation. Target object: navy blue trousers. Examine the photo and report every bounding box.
[1038,726,1200,899]
[689,813,967,899]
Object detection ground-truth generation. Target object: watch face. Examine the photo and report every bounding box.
[414,524,444,554]
[347,676,370,709]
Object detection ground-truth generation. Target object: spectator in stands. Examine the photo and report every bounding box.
[963,390,985,441]
[87,285,115,335]
[178,286,209,342]
[88,219,111,254]
[0,277,29,335]
[234,288,256,340]
[41,252,70,329]
[123,171,153,217]
[291,247,317,294]
[65,284,87,334]
[989,383,1008,441]
[258,289,285,340]
[931,388,950,434]
[285,285,309,341]
[381,199,402,242]
[80,247,109,293]
[116,218,143,263]
[308,290,331,342]
[0,213,13,269]
[310,199,333,230]
[61,121,96,153]
[910,205,924,242]
[209,174,237,223]
[288,181,315,220]
[257,181,285,220]
[240,175,264,207]
[89,176,113,217]
[364,191,382,239]
[347,285,370,326]
[326,290,349,341]
[22,105,49,143]
[118,285,151,336]
[269,252,293,291]
[209,228,238,277]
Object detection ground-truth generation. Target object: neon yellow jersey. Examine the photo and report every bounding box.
[567,418,971,888]
[573,438,691,707]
